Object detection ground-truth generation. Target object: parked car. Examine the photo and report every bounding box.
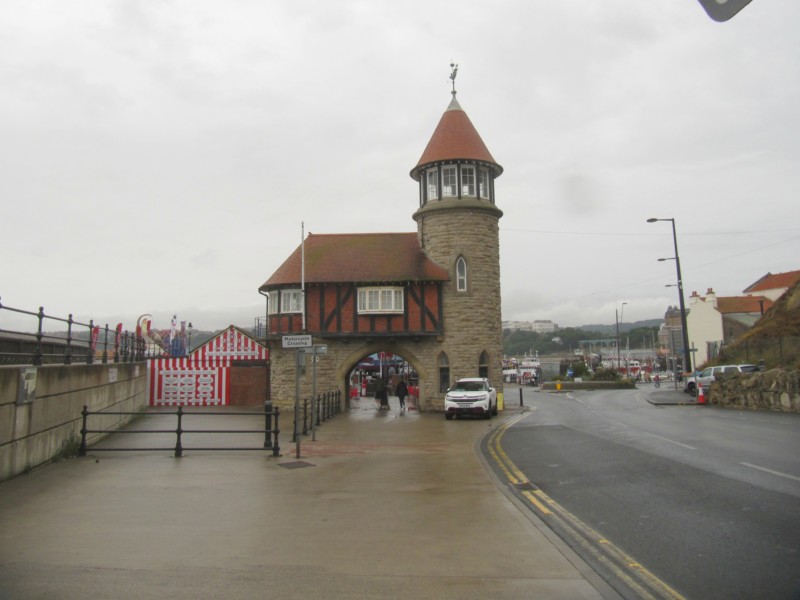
[444,377,498,420]
[684,364,759,395]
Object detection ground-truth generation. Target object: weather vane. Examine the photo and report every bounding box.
[449,62,458,94]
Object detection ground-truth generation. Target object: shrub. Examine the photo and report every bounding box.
[592,368,621,382]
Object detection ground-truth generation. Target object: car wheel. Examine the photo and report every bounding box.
[484,406,492,420]
[688,383,696,396]
[492,400,498,416]
[445,413,453,420]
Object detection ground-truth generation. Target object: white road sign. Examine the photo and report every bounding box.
[282,335,312,348]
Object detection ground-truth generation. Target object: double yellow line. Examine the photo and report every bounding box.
[487,410,686,600]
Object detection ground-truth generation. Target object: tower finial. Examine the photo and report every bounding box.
[449,62,458,95]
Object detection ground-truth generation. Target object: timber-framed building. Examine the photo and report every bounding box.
[259,89,504,412]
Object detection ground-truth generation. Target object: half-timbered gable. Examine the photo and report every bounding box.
[260,233,448,340]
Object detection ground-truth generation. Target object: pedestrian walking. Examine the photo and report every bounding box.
[375,377,388,410]
[396,378,408,410]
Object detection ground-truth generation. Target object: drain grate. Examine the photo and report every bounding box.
[514,481,536,491]
[278,461,316,470]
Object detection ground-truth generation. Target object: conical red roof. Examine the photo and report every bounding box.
[412,94,502,179]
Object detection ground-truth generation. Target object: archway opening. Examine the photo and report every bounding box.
[346,351,420,415]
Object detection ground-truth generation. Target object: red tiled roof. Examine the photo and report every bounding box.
[716,295,773,314]
[412,95,501,178]
[259,233,449,288]
[743,269,800,294]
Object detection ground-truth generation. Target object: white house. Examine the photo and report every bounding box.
[742,269,800,302]
[687,288,773,367]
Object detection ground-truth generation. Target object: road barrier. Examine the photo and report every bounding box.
[79,403,281,458]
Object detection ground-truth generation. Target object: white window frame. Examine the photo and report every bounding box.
[442,166,457,197]
[478,168,489,199]
[280,289,304,313]
[426,168,438,200]
[357,286,404,314]
[268,292,279,315]
[456,257,467,291]
[461,166,475,196]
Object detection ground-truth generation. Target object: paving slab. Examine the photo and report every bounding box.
[0,395,617,599]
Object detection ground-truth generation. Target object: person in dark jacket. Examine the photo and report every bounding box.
[396,378,408,410]
[375,377,388,410]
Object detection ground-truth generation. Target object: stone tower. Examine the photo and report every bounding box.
[410,91,504,392]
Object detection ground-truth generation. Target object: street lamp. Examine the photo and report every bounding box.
[647,218,692,376]
[616,301,627,376]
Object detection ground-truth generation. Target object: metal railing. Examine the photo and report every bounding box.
[0,297,155,366]
[79,404,281,458]
[294,390,342,440]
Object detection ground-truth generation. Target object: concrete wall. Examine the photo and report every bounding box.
[710,368,799,412]
[0,362,147,481]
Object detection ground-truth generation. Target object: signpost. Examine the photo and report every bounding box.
[282,336,326,455]
[307,345,326,441]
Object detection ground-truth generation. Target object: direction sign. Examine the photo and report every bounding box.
[305,345,327,354]
[282,335,312,349]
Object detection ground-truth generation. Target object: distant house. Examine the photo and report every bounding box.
[742,269,800,302]
[687,288,773,367]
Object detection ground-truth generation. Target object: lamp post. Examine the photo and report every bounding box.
[648,218,692,376]
[616,301,627,376]
[187,322,193,354]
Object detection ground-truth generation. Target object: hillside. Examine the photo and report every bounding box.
[724,279,800,368]
[578,319,662,336]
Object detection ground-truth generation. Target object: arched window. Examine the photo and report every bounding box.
[456,257,467,292]
[438,352,450,393]
[479,351,490,379]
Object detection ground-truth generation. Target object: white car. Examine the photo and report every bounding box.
[444,377,498,420]
[684,364,758,395]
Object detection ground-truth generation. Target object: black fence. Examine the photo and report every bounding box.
[0,297,159,366]
[707,336,800,369]
[79,404,281,458]
[293,390,343,441]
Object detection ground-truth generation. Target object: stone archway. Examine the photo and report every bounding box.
[337,342,429,410]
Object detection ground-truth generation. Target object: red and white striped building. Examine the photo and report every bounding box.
[148,325,269,406]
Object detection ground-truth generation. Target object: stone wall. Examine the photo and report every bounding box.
[268,337,442,413]
[414,198,504,396]
[710,368,800,411]
[0,363,147,481]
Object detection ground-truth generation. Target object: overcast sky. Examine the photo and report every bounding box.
[2,0,798,334]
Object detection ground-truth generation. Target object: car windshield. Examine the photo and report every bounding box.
[452,381,486,392]
[739,365,759,373]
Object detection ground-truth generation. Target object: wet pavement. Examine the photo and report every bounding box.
[0,393,618,599]
[639,383,698,405]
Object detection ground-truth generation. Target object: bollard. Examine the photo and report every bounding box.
[79,405,88,456]
[272,407,281,457]
[174,406,184,458]
[264,402,273,449]
[519,387,523,407]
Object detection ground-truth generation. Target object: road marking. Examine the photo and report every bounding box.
[741,462,800,482]
[641,431,697,450]
[486,411,687,600]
